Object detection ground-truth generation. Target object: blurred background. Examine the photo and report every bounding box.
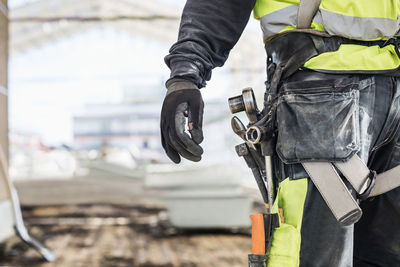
[0,0,267,266]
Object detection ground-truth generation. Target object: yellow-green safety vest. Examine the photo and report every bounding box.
[254,0,400,72]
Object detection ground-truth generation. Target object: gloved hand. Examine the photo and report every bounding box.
[160,78,204,163]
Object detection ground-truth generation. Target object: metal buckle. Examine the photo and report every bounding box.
[357,170,377,201]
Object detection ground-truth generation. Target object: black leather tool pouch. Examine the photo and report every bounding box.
[276,77,360,164]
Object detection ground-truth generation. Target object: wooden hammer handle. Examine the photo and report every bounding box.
[250,213,266,255]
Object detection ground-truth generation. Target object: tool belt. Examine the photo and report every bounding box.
[231,32,400,266]
[266,32,400,226]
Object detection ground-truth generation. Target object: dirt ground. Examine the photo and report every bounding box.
[0,204,252,267]
[0,175,258,267]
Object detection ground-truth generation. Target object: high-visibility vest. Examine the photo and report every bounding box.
[254,0,400,72]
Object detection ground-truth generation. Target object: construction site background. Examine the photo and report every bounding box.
[0,1,267,266]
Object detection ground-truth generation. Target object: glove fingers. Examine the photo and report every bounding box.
[165,144,181,164]
[188,94,204,128]
[175,103,204,155]
[188,96,204,144]
[159,86,204,164]
[168,129,201,162]
[162,115,201,163]
[160,125,181,164]
[189,128,203,145]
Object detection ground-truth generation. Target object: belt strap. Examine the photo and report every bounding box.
[265,32,400,78]
[334,156,371,194]
[297,0,321,29]
[371,165,400,197]
[302,162,362,225]
[302,155,400,225]
[335,154,400,197]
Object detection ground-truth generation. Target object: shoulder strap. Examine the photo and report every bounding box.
[297,0,321,29]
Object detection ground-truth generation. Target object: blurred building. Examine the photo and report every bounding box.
[73,102,160,151]
[9,0,265,148]
[0,1,266,260]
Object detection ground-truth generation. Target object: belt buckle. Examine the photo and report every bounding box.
[357,170,377,201]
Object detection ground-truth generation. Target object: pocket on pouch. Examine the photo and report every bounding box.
[276,77,360,164]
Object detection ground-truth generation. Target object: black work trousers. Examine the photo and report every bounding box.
[272,71,400,267]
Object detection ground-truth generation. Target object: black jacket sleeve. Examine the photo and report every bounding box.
[164,0,256,88]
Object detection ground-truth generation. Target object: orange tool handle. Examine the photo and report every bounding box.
[250,213,266,255]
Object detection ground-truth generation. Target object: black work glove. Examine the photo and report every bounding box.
[160,78,204,163]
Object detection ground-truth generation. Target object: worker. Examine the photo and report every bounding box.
[160,1,400,266]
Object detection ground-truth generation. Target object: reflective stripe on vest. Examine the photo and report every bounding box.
[254,0,400,42]
[254,0,400,73]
